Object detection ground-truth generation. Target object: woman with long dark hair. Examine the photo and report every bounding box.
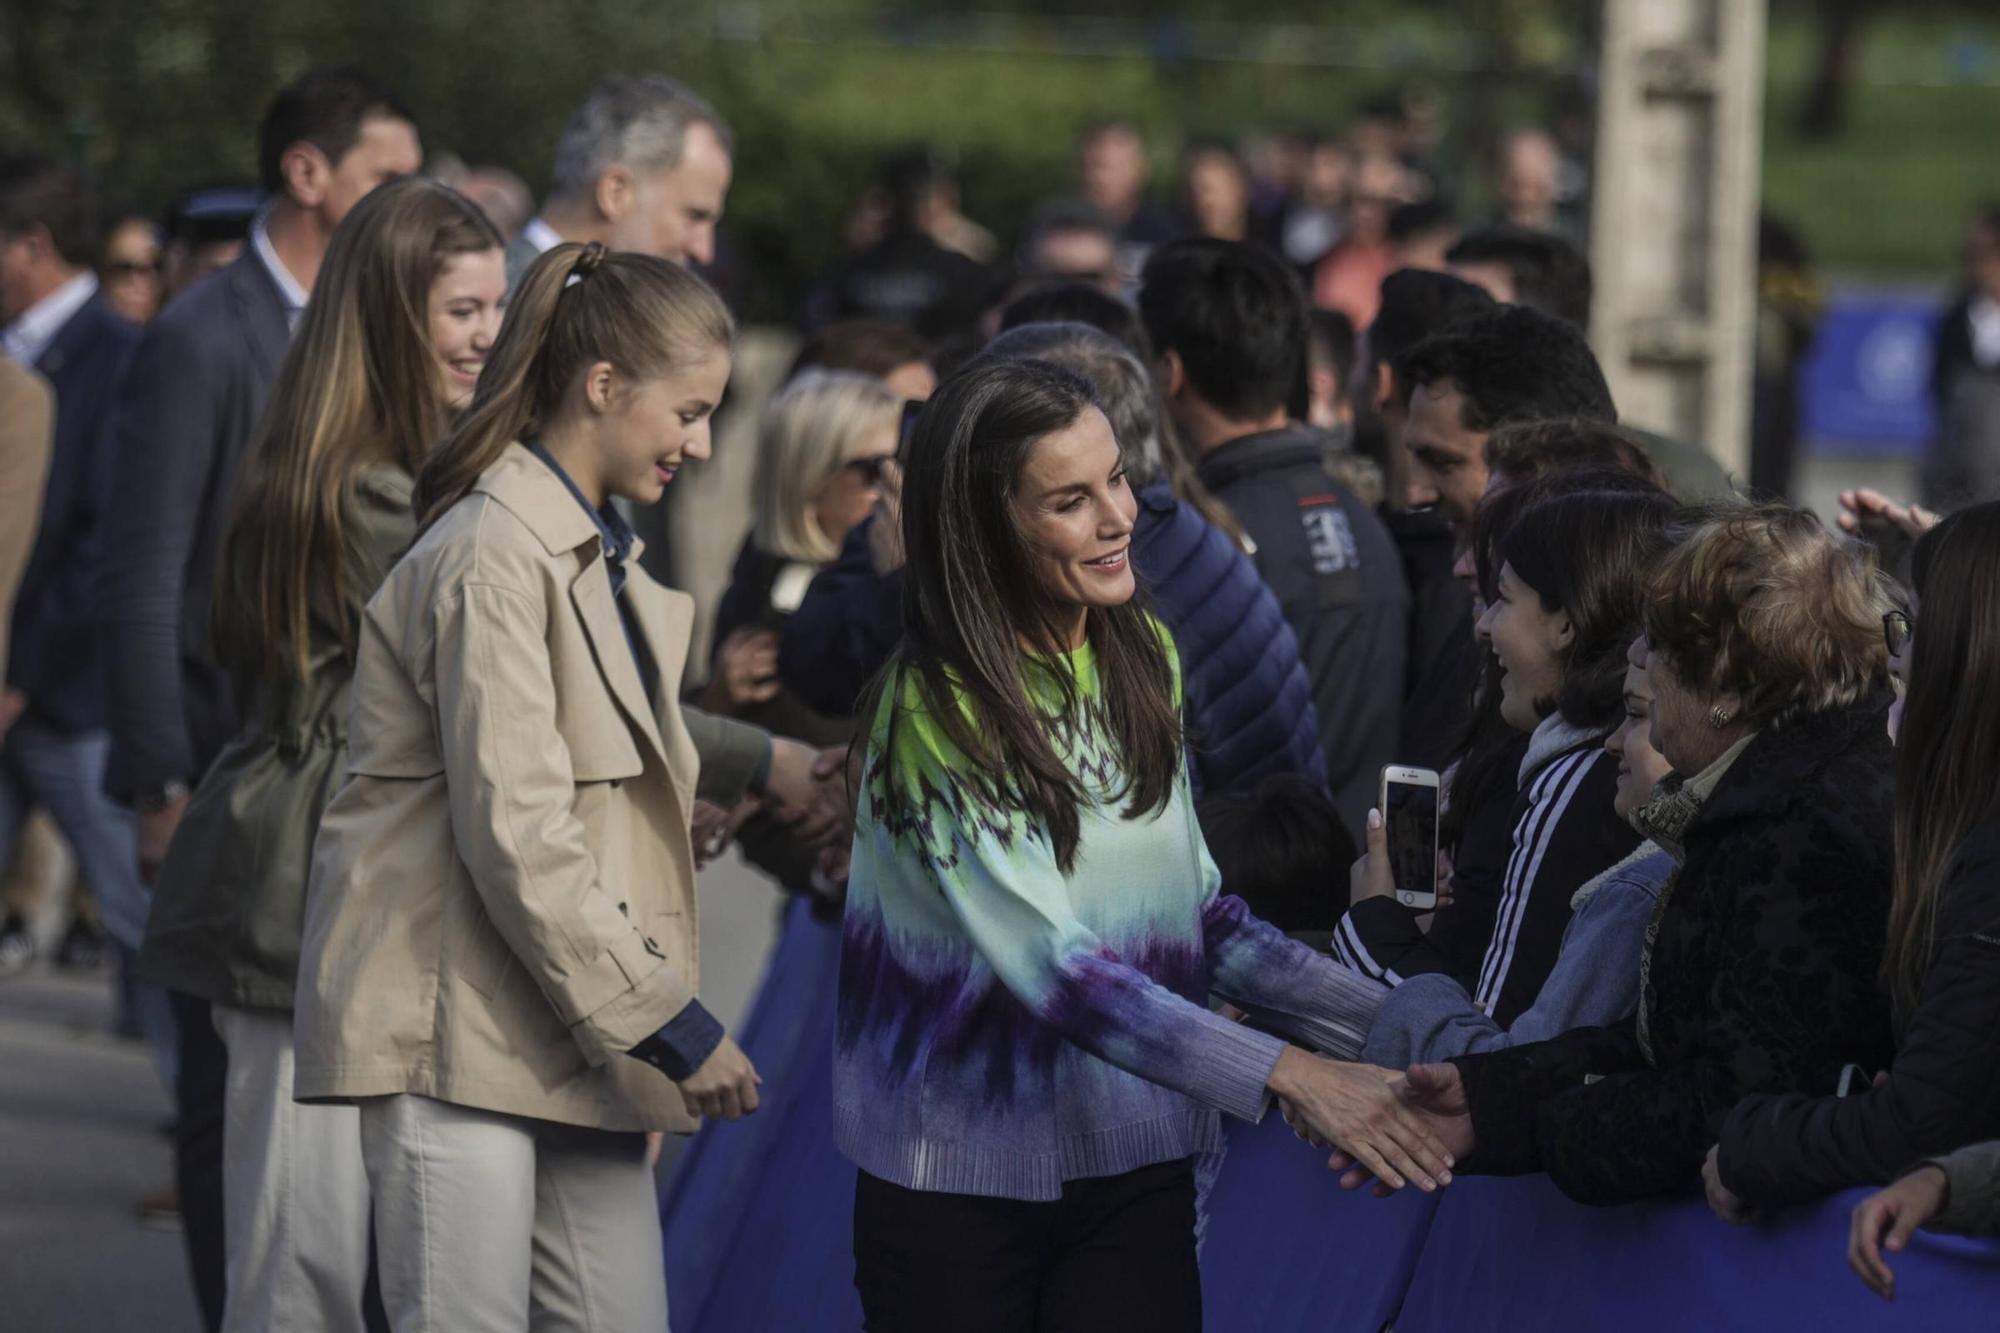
[836,355,1448,1330]
[143,177,504,1331]
[1708,501,2000,1227]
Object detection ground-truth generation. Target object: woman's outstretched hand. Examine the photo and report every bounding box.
[1319,1063,1475,1195]
[690,796,764,867]
[1267,1049,1455,1193]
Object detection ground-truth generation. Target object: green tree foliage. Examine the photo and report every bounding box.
[3,1,1994,312]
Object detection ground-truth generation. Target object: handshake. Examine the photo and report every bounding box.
[1270,1049,1475,1195]
[690,737,857,879]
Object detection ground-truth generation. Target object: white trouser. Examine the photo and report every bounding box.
[357,1093,668,1333]
[214,1004,372,1333]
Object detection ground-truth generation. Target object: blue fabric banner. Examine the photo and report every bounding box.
[664,901,2000,1331]
[1198,1113,1438,1332]
[1397,1173,2000,1332]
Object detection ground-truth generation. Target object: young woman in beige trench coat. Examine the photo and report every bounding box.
[293,242,838,1331]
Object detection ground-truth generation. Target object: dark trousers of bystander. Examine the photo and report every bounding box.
[170,988,228,1331]
[852,1158,1202,1333]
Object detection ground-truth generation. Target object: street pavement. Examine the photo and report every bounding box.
[0,850,786,1332]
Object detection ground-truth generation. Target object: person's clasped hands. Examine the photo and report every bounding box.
[1289,1061,1476,1197]
[1271,1053,1461,1194]
[762,738,853,849]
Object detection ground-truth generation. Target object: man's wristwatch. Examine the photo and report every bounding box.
[133,779,191,814]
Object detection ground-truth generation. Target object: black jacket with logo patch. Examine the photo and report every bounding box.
[1195,426,1409,838]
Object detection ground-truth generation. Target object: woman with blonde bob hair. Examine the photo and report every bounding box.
[754,369,902,566]
[1375,502,1901,1208]
[705,370,900,726]
[144,176,505,1331]
[292,240,843,1329]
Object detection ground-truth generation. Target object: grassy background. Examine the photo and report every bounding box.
[1763,15,2000,283]
[2,4,1994,309]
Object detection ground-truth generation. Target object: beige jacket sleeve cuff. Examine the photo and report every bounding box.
[562,926,698,1064]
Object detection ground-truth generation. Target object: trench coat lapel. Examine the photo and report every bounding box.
[620,572,702,802]
[568,558,671,771]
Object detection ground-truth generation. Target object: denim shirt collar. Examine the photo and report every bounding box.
[525,439,635,582]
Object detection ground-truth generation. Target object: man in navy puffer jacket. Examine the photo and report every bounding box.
[779,321,1326,799]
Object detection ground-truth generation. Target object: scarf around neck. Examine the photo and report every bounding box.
[1632,730,1758,1063]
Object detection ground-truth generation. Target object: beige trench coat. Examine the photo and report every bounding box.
[294,443,708,1134]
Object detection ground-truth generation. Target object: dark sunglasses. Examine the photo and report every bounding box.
[1883,609,1914,659]
[843,454,898,487]
[104,259,163,278]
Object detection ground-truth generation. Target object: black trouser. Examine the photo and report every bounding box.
[170,989,228,1331]
[852,1159,1202,1333]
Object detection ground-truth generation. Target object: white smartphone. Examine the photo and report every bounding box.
[1379,765,1442,910]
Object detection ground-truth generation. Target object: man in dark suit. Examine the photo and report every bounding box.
[0,155,145,979]
[97,67,418,1331]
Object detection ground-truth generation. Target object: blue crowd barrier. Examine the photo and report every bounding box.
[663,901,2000,1330]
[1395,1173,2000,1332]
[662,897,863,1333]
[1199,1113,1438,1332]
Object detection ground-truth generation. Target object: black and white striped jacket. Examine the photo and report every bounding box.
[1332,716,1639,1028]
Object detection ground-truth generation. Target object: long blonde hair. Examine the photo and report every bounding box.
[217,178,501,683]
[752,369,900,563]
[416,242,735,523]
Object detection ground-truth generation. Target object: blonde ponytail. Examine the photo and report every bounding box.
[415,241,734,523]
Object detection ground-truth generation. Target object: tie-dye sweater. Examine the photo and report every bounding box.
[834,638,1382,1201]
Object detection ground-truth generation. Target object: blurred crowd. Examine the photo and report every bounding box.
[3,58,2000,1333]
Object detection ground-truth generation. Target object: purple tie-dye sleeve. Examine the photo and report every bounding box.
[1201,895,1390,1060]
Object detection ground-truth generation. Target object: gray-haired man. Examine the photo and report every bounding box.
[508,73,733,285]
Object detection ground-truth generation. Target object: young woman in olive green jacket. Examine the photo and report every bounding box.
[142,179,505,1331]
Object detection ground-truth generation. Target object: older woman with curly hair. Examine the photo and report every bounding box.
[1368,503,1899,1205]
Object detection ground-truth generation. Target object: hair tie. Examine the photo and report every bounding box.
[573,242,608,279]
